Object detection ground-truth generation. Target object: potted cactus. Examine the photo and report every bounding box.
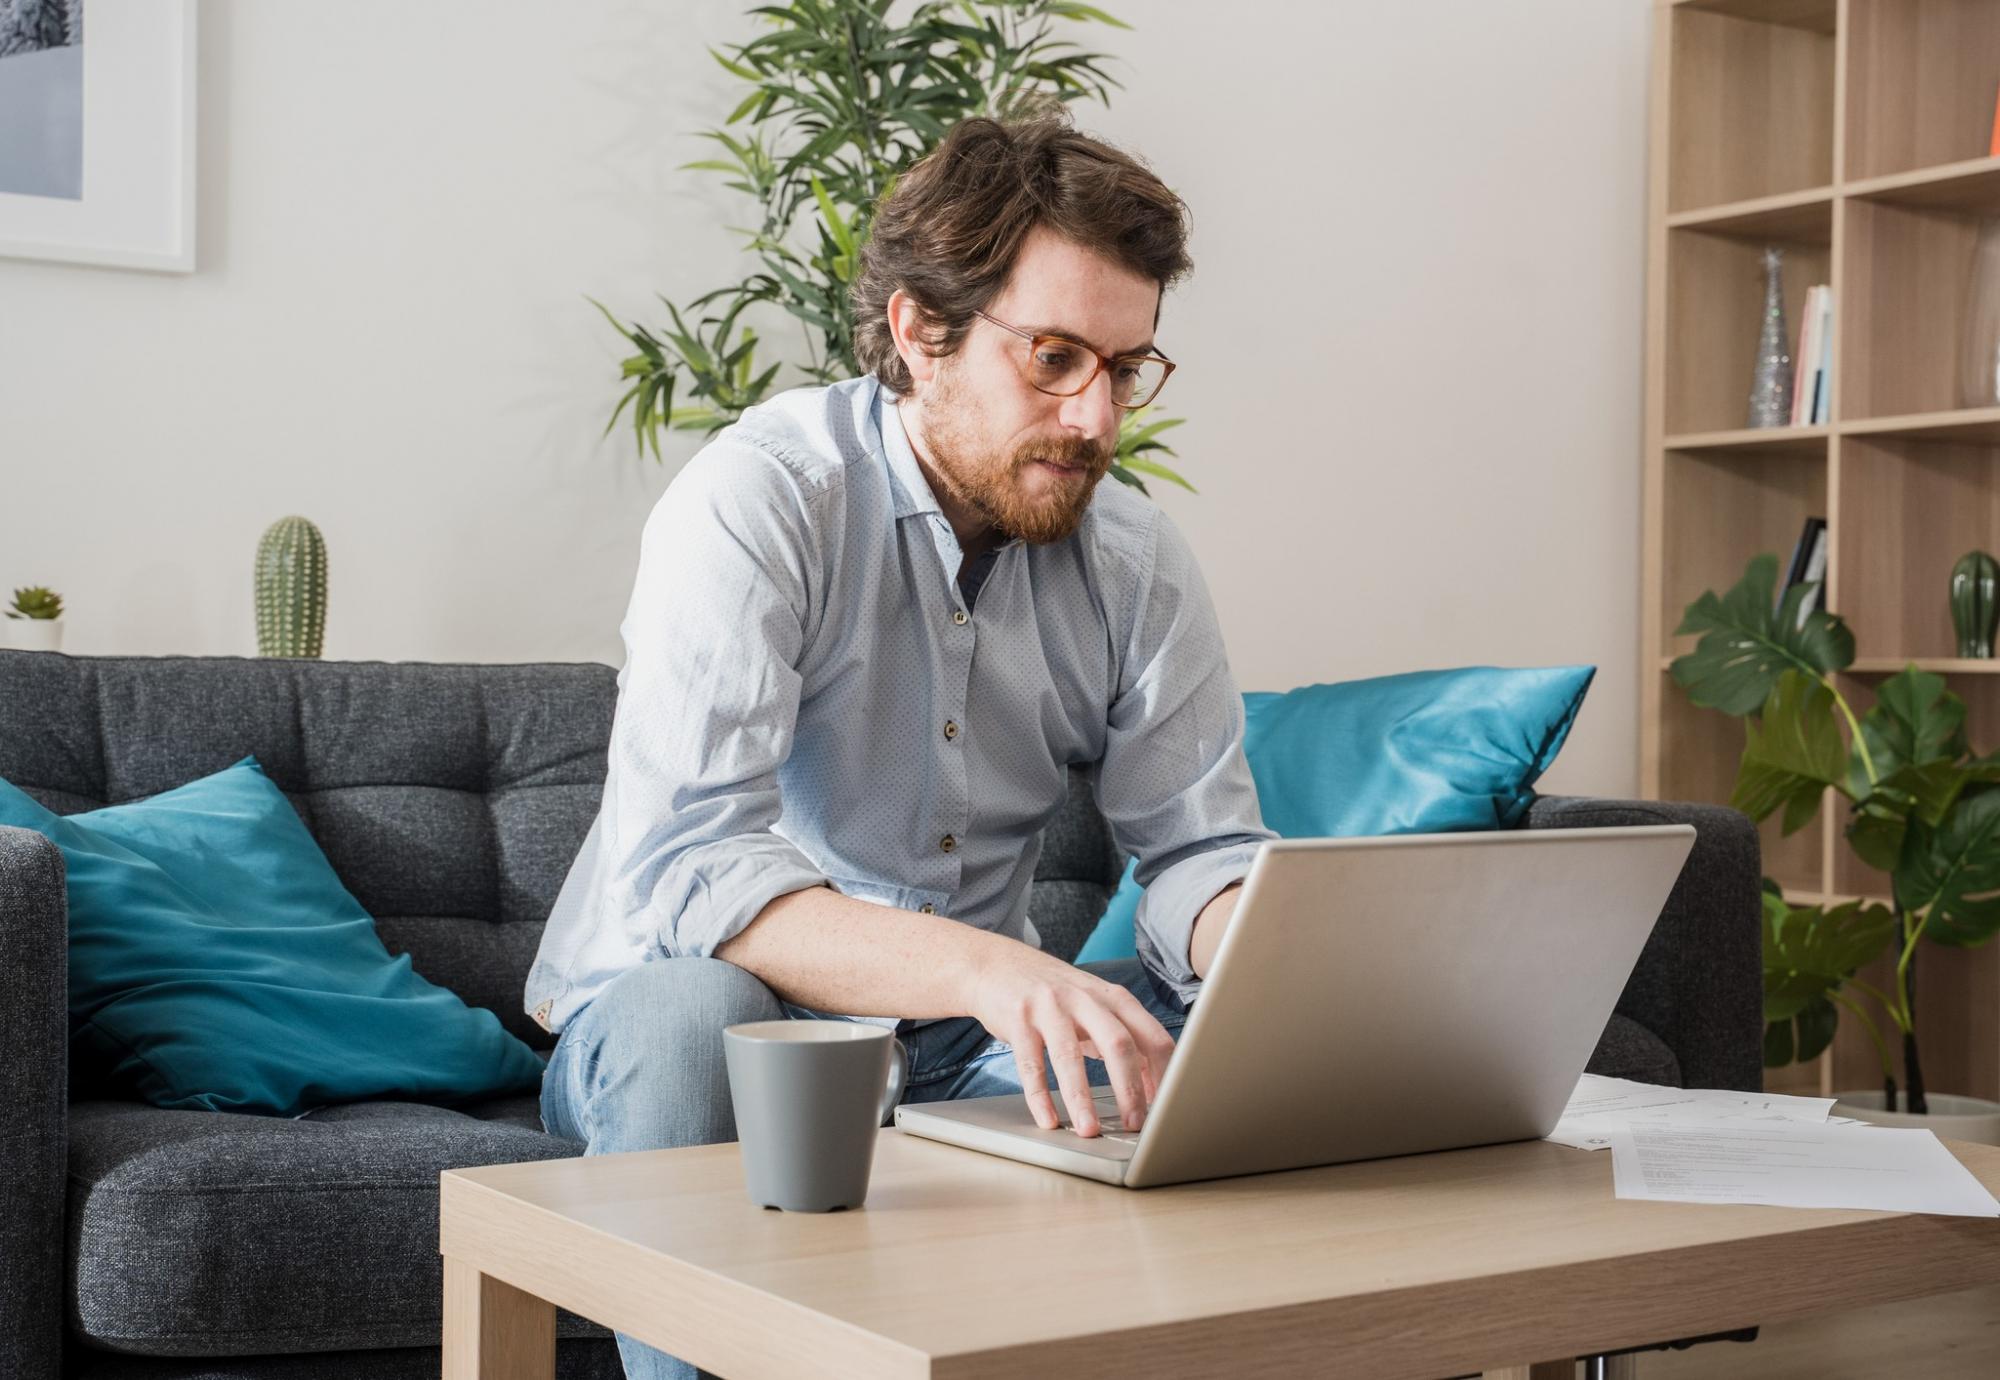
[1,586,65,652]
[255,517,327,658]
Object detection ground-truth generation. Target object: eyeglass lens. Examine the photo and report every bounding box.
[1026,340,1166,407]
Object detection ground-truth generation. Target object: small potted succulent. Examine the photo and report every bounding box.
[1,586,65,652]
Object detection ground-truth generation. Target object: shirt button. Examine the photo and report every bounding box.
[943,719,959,741]
[940,834,957,853]
[952,609,968,626]
[918,903,936,914]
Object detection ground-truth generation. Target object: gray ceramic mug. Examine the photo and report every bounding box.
[722,1021,910,1212]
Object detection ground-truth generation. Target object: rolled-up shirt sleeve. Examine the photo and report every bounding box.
[600,437,832,959]
[1093,507,1277,1006]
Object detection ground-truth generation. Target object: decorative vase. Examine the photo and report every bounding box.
[0,617,64,652]
[254,516,328,658]
[1747,245,1794,429]
[1959,217,2000,409]
[1951,550,2000,657]
[1832,1091,2000,1147]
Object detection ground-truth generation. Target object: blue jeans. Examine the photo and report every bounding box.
[538,955,1188,1380]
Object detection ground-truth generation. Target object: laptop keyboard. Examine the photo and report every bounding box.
[1078,1090,1142,1143]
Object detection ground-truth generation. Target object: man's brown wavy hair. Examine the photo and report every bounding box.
[850,109,1192,397]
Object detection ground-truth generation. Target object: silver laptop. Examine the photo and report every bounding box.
[894,823,1697,1188]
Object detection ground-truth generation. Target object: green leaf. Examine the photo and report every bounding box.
[1763,996,1837,1067]
[603,380,643,440]
[1118,417,1186,448]
[1045,3,1135,28]
[1901,789,2000,945]
[1763,890,1897,1004]
[1847,781,1921,874]
[1760,890,1890,1067]
[804,175,852,264]
[1729,669,1845,833]
[1117,452,1196,493]
[1670,553,1855,715]
[1859,665,1968,782]
[709,45,760,81]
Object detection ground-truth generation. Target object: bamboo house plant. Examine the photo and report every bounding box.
[1673,553,2000,1142]
[592,0,1194,497]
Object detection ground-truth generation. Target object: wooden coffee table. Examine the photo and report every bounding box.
[439,1128,2000,1379]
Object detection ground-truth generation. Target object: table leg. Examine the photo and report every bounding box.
[443,1255,556,1380]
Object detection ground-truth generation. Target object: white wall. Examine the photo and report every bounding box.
[0,0,1652,797]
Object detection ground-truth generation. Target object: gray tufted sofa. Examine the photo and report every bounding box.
[0,650,1763,1379]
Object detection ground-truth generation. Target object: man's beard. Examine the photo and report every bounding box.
[908,365,1114,545]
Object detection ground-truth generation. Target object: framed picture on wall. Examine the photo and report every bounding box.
[0,0,196,272]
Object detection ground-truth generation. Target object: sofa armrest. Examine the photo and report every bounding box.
[0,824,67,1380]
[1522,796,1763,1093]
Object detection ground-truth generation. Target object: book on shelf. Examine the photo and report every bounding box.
[1788,285,1834,427]
[1775,515,1828,628]
[1813,287,1833,425]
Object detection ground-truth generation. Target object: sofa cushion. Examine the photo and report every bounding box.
[2,757,547,1117]
[1078,664,1596,961]
[1587,1013,1682,1087]
[1024,760,1124,962]
[65,1096,609,1358]
[0,654,621,1055]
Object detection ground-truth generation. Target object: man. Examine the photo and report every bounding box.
[527,110,1276,1380]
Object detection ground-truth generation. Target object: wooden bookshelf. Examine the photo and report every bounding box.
[1642,0,2000,1102]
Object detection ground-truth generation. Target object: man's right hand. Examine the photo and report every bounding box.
[960,934,1177,1139]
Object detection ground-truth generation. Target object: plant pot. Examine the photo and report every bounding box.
[0,618,63,652]
[1832,1091,2000,1146]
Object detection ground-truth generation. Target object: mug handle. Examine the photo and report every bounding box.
[878,1037,909,1126]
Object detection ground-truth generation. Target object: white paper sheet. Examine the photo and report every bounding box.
[1547,1074,1838,1151]
[1607,1120,2000,1217]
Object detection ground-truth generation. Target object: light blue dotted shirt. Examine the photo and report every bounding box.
[525,373,1275,1034]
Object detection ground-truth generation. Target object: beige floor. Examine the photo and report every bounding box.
[1633,1284,2000,1377]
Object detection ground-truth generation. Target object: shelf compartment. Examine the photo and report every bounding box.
[1661,446,1826,662]
[1658,668,1824,893]
[1838,198,1992,420]
[1845,0,2000,183]
[1666,185,1834,239]
[1846,155,2000,215]
[1848,655,2000,674]
[1835,433,2000,663]
[1668,4,1836,212]
[1674,0,1836,35]
[1784,888,1895,910]
[1663,423,1829,456]
[1666,227,1832,436]
[1841,406,2000,445]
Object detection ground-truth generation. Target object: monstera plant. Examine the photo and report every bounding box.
[592,0,1194,496]
[1672,552,2000,1114]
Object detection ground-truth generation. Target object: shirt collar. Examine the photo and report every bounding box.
[872,377,1024,551]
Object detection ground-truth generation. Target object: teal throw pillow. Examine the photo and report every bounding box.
[1074,664,1596,963]
[0,755,546,1116]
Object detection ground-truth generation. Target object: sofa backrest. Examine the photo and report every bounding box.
[0,651,1124,1049]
